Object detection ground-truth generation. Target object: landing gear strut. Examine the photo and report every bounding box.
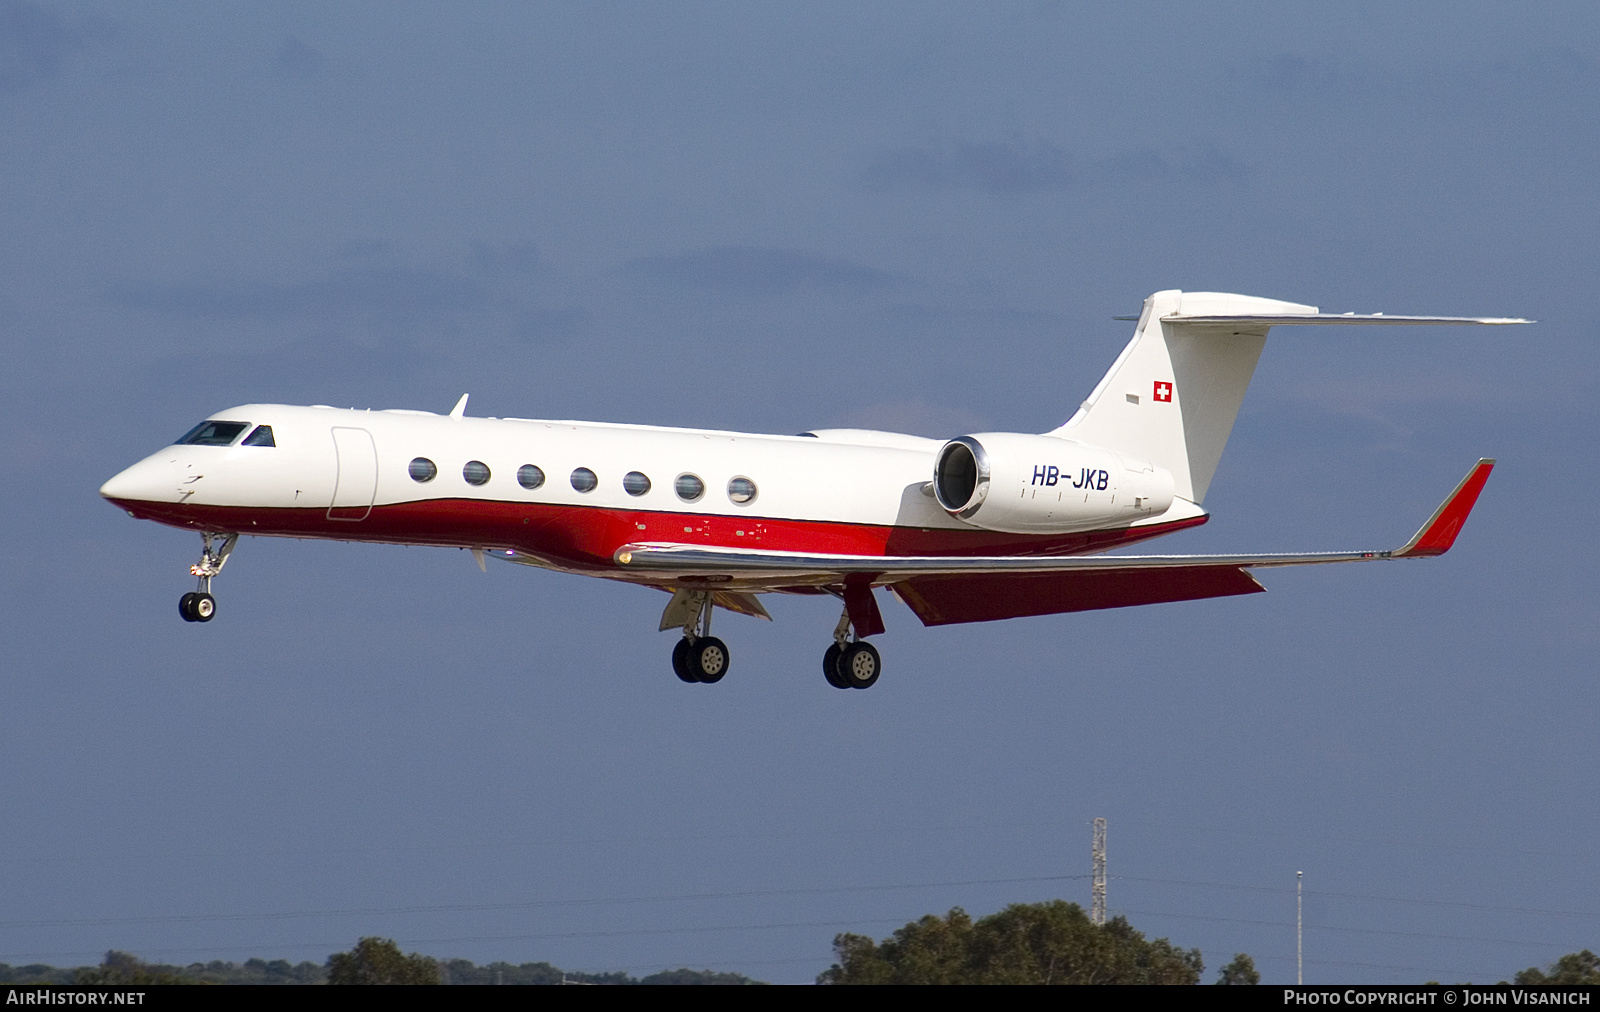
[669,590,730,684]
[823,603,881,689]
[179,531,235,623]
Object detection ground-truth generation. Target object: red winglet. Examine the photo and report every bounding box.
[1392,459,1495,558]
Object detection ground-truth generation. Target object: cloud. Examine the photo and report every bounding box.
[469,240,542,274]
[273,36,325,77]
[1232,55,1348,95]
[103,261,589,351]
[873,302,1064,330]
[106,266,500,321]
[864,136,1245,193]
[332,238,397,261]
[826,397,991,439]
[509,306,589,341]
[625,246,900,296]
[137,335,451,411]
[0,0,79,92]
[864,137,1073,194]
[1227,48,1593,112]
[1486,47,1591,87]
[1094,143,1246,184]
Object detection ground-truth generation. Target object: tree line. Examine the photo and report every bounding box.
[0,944,762,986]
[3,901,1594,985]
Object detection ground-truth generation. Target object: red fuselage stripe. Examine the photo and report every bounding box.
[107,497,1209,573]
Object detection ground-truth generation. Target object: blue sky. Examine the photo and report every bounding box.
[1,1,1596,984]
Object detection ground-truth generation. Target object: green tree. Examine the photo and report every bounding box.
[74,951,194,985]
[818,901,1203,985]
[636,968,766,985]
[327,937,441,985]
[1515,950,1600,985]
[1216,953,1260,984]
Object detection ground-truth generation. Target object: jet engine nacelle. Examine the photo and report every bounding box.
[932,433,1175,534]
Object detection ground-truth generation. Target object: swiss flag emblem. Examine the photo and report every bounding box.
[1153,381,1173,402]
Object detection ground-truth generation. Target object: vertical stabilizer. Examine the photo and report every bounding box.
[1052,290,1316,504]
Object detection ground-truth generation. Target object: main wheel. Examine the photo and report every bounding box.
[839,641,880,689]
[688,636,729,684]
[192,593,216,622]
[179,592,198,622]
[822,643,850,689]
[672,638,698,683]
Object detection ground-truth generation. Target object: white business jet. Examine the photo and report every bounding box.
[101,290,1524,689]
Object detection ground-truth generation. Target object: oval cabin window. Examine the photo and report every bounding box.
[623,471,651,496]
[674,474,704,502]
[727,476,758,505]
[409,457,437,483]
[517,464,545,490]
[570,467,598,493]
[463,461,491,486]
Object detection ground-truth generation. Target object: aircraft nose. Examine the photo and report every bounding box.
[100,456,173,503]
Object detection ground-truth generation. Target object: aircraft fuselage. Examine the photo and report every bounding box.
[101,404,1197,587]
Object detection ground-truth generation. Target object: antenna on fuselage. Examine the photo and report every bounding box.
[449,393,469,419]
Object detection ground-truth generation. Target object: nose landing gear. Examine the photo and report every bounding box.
[667,590,731,684]
[178,591,216,622]
[179,532,236,623]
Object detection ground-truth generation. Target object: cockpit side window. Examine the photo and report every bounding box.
[175,420,250,446]
[241,425,276,447]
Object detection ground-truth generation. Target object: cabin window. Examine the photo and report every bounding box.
[241,425,276,447]
[409,457,437,482]
[174,420,249,446]
[570,467,598,493]
[727,476,758,505]
[623,471,651,496]
[517,464,545,490]
[674,473,704,502]
[463,460,491,486]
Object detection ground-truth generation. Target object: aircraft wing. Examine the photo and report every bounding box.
[1163,313,1529,326]
[613,459,1494,625]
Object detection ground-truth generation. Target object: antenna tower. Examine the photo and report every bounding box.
[1091,817,1107,926]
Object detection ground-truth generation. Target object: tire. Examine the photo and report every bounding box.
[690,637,729,684]
[179,592,198,622]
[672,638,698,683]
[822,643,850,689]
[839,641,880,689]
[193,593,216,622]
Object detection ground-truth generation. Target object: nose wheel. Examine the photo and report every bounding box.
[179,592,217,622]
[179,532,236,624]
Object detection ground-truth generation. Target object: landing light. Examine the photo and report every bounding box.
[618,551,633,565]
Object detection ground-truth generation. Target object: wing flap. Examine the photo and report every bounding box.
[893,566,1265,626]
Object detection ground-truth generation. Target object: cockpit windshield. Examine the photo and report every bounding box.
[174,420,250,446]
[241,425,276,447]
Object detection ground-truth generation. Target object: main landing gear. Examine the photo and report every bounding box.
[669,591,730,684]
[659,587,884,690]
[823,604,881,690]
[179,531,236,623]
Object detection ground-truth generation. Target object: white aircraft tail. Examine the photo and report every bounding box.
[1052,290,1527,504]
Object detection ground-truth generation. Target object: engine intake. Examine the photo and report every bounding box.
[933,433,1175,534]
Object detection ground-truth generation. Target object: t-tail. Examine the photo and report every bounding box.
[1051,290,1528,505]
